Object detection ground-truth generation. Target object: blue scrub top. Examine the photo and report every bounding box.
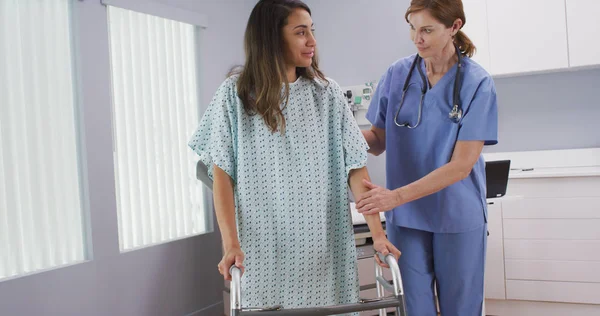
[366,54,498,233]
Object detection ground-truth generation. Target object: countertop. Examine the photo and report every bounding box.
[484,147,600,179]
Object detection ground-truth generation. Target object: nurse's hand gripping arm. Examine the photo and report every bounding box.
[362,126,386,156]
[349,167,401,267]
[213,164,245,281]
[356,140,484,215]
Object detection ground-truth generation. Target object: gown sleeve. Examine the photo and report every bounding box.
[330,79,369,177]
[188,77,238,183]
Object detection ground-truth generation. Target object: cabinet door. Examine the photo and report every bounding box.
[566,0,600,67]
[486,0,569,75]
[485,201,506,300]
[462,0,491,73]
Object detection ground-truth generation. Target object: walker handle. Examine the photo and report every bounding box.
[375,252,404,296]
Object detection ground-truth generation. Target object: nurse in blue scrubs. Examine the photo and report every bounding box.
[356,0,498,315]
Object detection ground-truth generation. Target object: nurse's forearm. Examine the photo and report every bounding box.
[213,164,240,250]
[394,140,484,205]
[395,163,463,204]
[349,167,386,239]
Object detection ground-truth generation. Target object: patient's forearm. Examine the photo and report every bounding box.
[349,167,385,239]
[213,164,239,249]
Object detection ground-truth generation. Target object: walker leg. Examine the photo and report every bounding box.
[375,262,387,316]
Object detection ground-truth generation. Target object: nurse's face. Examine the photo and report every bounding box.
[282,8,316,69]
[408,10,460,59]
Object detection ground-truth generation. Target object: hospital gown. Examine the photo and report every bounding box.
[188,74,368,313]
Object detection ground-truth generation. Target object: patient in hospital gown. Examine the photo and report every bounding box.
[188,74,368,312]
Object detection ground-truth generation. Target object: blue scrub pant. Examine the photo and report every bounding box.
[387,224,487,316]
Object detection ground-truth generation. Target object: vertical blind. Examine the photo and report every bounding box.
[0,0,86,280]
[107,6,208,251]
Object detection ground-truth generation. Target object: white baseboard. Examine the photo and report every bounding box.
[485,299,600,316]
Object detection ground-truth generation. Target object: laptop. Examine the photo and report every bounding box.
[485,160,511,198]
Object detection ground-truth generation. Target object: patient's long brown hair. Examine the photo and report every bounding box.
[233,0,326,133]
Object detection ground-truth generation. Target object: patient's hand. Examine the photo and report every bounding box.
[373,236,401,268]
[218,246,245,281]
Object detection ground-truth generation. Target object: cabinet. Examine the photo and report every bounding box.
[461,0,491,73]
[460,0,600,76]
[482,148,600,315]
[501,190,600,305]
[485,0,569,75]
[484,200,506,300]
[565,0,600,67]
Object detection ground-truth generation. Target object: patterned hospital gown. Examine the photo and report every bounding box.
[188,74,368,314]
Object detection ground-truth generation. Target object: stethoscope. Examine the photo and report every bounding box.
[394,44,464,128]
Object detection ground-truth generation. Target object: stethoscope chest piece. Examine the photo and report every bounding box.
[449,104,462,122]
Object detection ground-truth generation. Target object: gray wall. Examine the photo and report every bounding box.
[305,0,600,186]
[153,0,256,107]
[0,1,254,315]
